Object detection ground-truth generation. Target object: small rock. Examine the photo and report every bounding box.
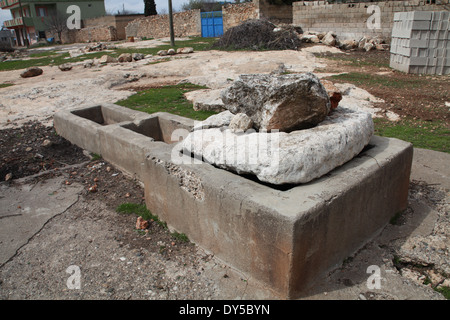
[375,43,390,51]
[25,147,32,152]
[58,63,72,71]
[99,55,118,64]
[364,42,375,52]
[321,31,336,46]
[132,53,145,61]
[167,48,176,55]
[229,113,254,132]
[321,80,342,111]
[118,53,132,63]
[42,139,52,147]
[157,50,168,56]
[20,67,43,78]
[180,47,194,54]
[88,184,98,193]
[136,216,149,230]
[5,173,12,181]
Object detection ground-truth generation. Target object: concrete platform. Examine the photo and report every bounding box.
[54,104,413,299]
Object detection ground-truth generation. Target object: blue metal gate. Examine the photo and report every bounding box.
[201,11,223,37]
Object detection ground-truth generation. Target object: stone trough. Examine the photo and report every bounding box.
[54,85,413,299]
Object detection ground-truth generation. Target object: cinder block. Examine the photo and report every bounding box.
[411,11,432,21]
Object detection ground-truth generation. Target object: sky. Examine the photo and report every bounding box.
[0,0,190,28]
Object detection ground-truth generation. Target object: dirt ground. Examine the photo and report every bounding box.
[0,42,449,301]
[313,48,450,125]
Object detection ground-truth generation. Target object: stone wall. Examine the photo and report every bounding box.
[125,10,201,39]
[255,0,293,24]
[223,2,258,32]
[293,0,449,40]
[83,15,145,40]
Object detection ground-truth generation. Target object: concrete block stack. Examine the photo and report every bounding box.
[390,11,449,75]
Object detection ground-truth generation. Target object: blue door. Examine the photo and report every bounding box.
[201,11,223,37]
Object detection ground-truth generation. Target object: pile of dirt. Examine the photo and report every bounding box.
[212,19,302,51]
[0,121,88,181]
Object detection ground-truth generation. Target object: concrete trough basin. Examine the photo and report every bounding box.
[54,104,413,299]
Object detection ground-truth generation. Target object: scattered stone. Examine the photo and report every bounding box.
[20,67,43,78]
[5,173,12,181]
[192,110,234,131]
[99,55,118,64]
[221,73,330,132]
[364,42,375,52]
[157,50,168,56]
[229,113,254,132]
[88,184,98,193]
[321,31,336,46]
[118,53,132,63]
[167,48,176,55]
[132,53,145,61]
[179,47,194,54]
[341,39,358,50]
[136,216,149,230]
[25,147,32,152]
[83,59,95,68]
[302,34,320,43]
[376,43,390,51]
[321,80,342,111]
[58,63,72,71]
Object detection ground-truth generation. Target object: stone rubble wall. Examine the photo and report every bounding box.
[125,10,202,39]
[293,0,449,41]
[222,2,258,32]
[254,0,293,24]
[48,25,118,44]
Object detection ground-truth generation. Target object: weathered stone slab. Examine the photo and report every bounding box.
[182,108,374,185]
[221,73,331,132]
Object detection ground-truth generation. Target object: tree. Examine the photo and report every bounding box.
[45,10,68,44]
[144,0,157,16]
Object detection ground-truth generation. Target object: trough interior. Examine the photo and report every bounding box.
[121,116,191,144]
[71,105,134,125]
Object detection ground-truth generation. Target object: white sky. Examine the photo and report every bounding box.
[0,0,190,27]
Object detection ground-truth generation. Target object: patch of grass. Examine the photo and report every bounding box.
[116,203,167,229]
[90,153,102,161]
[0,83,14,89]
[435,286,450,299]
[171,231,189,243]
[330,72,426,89]
[116,83,217,121]
[389,210,405,225]
[0,37,216,72]
[29,50,59,58]
[374,118,450,153]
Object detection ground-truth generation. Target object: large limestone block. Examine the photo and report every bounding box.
[221,73,331,132]
[182,108,374,185]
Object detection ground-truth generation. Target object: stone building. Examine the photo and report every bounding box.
[0,0,106,46]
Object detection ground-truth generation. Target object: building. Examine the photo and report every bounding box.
[0,0,106,46]
[0,26,15,48]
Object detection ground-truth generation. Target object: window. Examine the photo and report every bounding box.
[36,7,47,17]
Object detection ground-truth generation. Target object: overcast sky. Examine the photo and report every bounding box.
[0,0,190,28]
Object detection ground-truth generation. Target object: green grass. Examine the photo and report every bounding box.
[374,118,450,153]
[116,83,217,121]
[0,37,217,72]
[116,203,167,229]
[0,83,14,89]
[116,202,190,243]
[435,286,450,299]
[330,72,425,89]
